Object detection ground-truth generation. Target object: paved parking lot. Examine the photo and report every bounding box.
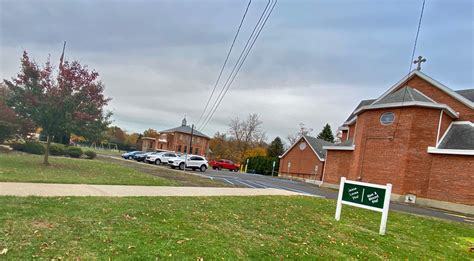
[106,155,473,224]
[197,169,474,224]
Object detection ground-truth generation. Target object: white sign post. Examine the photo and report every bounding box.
[335,177,392,235]
[271,161,276,177]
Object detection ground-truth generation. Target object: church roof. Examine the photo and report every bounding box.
[279,135,333,160]
[372,86,433,105]
[345,99,376,123]
[455,89,474,102]
[438,122,474,150]
[160,125,210,139]
[303,135,334,160]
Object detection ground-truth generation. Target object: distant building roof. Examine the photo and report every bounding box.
[303,135,334,159]
[438,122,474,150]
[455,89,474,102]
[161,125,210,139]
[280,135,333,160]
[333,139,354,147]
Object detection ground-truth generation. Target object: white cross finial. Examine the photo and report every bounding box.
[413,56,427,71]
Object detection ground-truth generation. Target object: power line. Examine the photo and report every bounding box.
[399,0,426,105]
[408,0,426,73]
[394,0,426,137]
[195,0,252,127]
[199,0,273,130]
[199,0,277,131]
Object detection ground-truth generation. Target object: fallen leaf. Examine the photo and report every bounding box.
[0,248,8,255]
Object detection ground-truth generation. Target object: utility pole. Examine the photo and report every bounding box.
[183,124,194,172]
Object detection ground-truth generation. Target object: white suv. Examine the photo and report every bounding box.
[146,152,178,165]
[168,155,208,172]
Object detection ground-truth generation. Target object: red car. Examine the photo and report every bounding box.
[209,159,240,172]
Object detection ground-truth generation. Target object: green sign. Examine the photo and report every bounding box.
[342,183,386,209]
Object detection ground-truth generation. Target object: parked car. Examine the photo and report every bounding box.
[209,159,240,172]
[134,152,158,162]
[121,151,142,160]
[146,151,178,165]
[168,155,208,172]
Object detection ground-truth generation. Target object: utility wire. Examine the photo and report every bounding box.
[199,0,272,130]
[408,0,425,73]
[394,0,425,137]
[195,0,252,127]
[199,0,277,131]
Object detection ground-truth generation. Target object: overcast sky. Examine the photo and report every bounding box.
[1,0,473,145]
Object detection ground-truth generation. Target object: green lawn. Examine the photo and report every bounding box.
[0,153,176,186]
[81,147,123,157]
[0,196,472,259]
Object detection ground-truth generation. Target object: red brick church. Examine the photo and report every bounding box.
[323,69,473,213]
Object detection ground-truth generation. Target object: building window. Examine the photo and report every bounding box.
[177,145,181,152]
[380,112,395,125]
[195,148,199,154]
[184,146,187,153]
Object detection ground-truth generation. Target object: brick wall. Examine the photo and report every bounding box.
[159,132,209,156]
[323,74,472,206]
[323,150,353,184]
[438,111,454,144]
[401,75,474,121]
[341,130,348,141]
[279,138,324,180]
[427,155,474,206]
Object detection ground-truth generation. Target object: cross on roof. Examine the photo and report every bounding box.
[413,56,427,71]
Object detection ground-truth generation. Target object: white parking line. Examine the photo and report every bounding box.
[239,179,269,189]
[251,180,319,196]
[232,179,258,188]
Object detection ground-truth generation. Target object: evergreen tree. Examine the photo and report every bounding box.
[317,124,335,143]
[267,136,284,157]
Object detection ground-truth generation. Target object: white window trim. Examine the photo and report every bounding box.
[323,145,355,151]
[427,147,474,156]
[353,101,458,119]
[380,112,395,125]
[436,110,443,145]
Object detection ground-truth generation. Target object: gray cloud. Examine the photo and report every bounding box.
[1,0,473,146]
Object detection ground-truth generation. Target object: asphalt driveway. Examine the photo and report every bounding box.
[198,169,474,224]
[102,155,474,224]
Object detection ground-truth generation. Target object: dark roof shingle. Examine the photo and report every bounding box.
[455,89,474,102]
[160,125,210,139]
[303,135,333,159]
[373,86,433,105]
[438,123,474,150]
[345,99,376,123]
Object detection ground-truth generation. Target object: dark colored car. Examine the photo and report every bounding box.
[133,152,157,162]
[121,151,142,159]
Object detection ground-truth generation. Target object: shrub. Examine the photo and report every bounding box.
[245,156,279,176]
[49,143,66,156]
[66,146,83,158]
[10,142,25,151]
[84,150,96,159]
[23,141,45,155]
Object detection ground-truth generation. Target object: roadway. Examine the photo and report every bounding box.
[197,168,474,224]
[104,155,474,224]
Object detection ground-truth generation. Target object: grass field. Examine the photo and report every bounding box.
[80,147,123,157]
[0,153,176,186]
[0,196,472,259]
